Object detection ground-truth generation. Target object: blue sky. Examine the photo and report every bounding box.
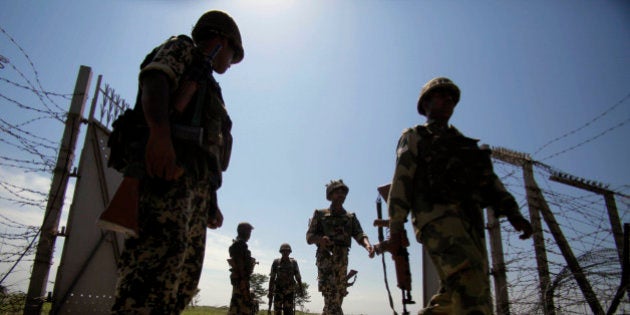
[1,1,628,314]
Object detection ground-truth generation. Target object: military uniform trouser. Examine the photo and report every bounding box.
[419,212,492,315]
[273,286,296,315]
[111,176,212,315]
[228,283,252,315]
[317,246,349,315]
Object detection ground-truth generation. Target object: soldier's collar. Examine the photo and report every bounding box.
[328,206,346,214]
[425,121,451,134]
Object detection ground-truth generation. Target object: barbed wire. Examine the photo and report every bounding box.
[533,92,630,156]
[0,25,74,291]
[494,161,629,314]
[0,25,66,116]
[540,116,630,162]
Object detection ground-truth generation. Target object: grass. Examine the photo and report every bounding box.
[182,305,317,315]
[28,303,318,315]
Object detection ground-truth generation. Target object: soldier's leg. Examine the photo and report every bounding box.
[284,291,295,315]
[323,251,347,315]
[273,291,281,313]
[273,290,287,315]
[317,253,335,315]
[112,177,195,315]
[228,284,252,315]
[174,181,212,312]
[321,286,337,315]
[419,214,492,315]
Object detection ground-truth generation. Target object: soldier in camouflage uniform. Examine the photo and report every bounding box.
[386,77,533,315]
[268,243,303,315]
[111,10,244,315]
[306,180,375,315]
[228,222,256,315]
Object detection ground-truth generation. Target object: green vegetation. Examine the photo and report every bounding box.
[182,306,317,315]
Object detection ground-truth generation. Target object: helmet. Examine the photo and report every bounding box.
[279,243,292,253]
[192,10,244,64]
[326,179,349,201]
[237,222,254,235]
[417,77,460,116]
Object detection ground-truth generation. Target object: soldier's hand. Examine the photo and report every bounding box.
[145,129,184,180]
[366,243,375,258]
[508,214,533,240]
[318,236,333,247]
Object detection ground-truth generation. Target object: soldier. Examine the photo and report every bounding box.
[228,222,256,315]
[386,77,533,315]
[111,10,244,315]
[306,179,375,315]
[268,243,303,315]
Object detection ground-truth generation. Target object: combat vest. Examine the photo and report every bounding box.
[413,125,494,206]
[271,258,299,287]
[314,209,356,248]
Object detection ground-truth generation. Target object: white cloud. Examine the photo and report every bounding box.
[0,166,74,295]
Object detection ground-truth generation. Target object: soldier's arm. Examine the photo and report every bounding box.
[268,260,277,295]
[141,72,183,180]
[293,260,302,283]
[387,128,419,234]
[351,215,375,257]
[139,37,193,180]
[306,210,324,245]
[487,176,533,239]
[293,260,304,296]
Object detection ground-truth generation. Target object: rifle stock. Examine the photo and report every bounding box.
[97,176,140,237]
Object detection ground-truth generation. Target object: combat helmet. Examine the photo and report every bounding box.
[192,10,244,64]
[417,77,460,116]
[326,179,349,201]
[279,243,292,253]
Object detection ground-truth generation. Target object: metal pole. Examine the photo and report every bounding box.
[522,161,556,315]
[602,192,624,264]
[24,66,92,315]
[487,207,511,315]
[526,163,604,315]
[548,173,625,265]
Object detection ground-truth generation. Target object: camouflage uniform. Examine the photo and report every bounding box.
[306,208,368,315]
[112,13,238,314]
[111,176,211,314]
[228,237,255,315]
[269,252,302,315]
[388,123,527,315]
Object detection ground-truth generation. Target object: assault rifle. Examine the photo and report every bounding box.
[97,45,224,237]
[267,293,273,315]
[373,184,415,315]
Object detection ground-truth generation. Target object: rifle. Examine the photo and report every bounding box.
[97,176,140,237]
[267,292,273,315]
[346,269,358,287]
[97,45,224,237]
[373,184,415,315]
